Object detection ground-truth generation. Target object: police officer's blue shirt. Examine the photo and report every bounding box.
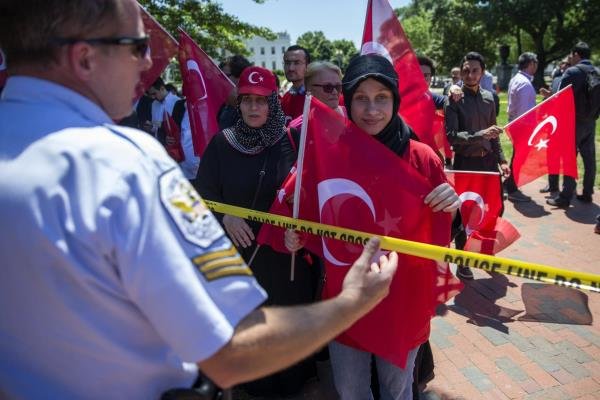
[0,76,267,399]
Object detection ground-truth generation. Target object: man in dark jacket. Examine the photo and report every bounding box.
[547,42,597,207]
[445,52,510,280]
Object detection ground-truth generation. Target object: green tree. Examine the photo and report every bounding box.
[138,0,274,58]
[296,31,334,63]
[429,0,498,74]
[486,0,600,88]
[330,39,358,71]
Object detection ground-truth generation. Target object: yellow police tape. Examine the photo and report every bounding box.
[204,200,600,293]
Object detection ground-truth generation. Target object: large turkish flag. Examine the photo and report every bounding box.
[287,97,461,368]
[137,5,178,98]
[504,86,577,187]
[361,0,438,155]
[178,29,235,157]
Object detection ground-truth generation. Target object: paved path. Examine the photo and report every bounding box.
[423,178,600,399]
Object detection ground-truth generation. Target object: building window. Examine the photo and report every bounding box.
[261,61,266,68]
[281,46,285,54]
[271,46,276,55]
[250,47,254,53]
[272,61,277,70]
[260,47,265,55]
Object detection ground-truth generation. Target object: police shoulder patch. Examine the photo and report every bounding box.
[159,168,224,248]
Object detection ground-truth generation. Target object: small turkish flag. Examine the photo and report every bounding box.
[162,110,184,162]
[178,29,235,156]
[446,170,520,255]
[504,85,577,187]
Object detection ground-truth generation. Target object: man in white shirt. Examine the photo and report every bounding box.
[504,52,538,202]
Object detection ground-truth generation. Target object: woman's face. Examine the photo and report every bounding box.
[350,78,394,136]
[239,94,269,128]
[308,68,342,110]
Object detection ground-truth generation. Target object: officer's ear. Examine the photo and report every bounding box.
[66,41,99,82]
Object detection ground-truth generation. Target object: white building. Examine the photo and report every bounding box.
[244,32,291,71]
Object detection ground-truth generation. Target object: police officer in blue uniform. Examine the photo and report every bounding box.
[0,1,399,399]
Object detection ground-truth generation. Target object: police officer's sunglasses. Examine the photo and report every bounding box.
[53,36,150,59]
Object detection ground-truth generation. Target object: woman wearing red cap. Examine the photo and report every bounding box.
[194,66,317,396]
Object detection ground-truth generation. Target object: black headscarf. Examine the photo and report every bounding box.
[342,54,417,156]
[223,92,286,155]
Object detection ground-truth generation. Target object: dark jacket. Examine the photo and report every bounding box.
[444,87,506,163]
[559,60,596,121]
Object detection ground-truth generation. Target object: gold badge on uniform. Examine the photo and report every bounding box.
[159,168,224,248]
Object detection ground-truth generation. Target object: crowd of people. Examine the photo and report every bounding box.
[0,1,597,399]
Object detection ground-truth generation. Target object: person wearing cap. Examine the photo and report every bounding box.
[193,65,319,397]
[285,54,460,400]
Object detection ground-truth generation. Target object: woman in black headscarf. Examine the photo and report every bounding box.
[194,66,317,397]
[285,54,460,400]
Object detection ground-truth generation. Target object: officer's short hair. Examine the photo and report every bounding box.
[572,42,591,60]
[517,52,538,70]
[0,0,123,68]
[462,52,486,71]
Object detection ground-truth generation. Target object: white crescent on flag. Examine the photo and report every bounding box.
[186,59,208,100]
[318,178,376,266]
[458,191,485,234]
[528,115,557,151]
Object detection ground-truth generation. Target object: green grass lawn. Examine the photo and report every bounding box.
[496,92,600,190]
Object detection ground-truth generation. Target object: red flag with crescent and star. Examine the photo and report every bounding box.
[178,29,235,156]
[446,170,520,255]
[136,5,178,99]
[361,0,438,154]
[504,85,577,187]
[278,96,462,368]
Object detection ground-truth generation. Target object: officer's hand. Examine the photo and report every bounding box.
[284,229,305,252]
[424,182,460,213]
[340,238,398,310]
[223,215,255,248]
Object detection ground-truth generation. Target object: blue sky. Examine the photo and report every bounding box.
[218,0,411,49]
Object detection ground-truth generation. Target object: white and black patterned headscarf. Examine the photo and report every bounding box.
[223,93,286,155]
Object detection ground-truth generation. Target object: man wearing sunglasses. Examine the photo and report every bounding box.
[0,1,399,399]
